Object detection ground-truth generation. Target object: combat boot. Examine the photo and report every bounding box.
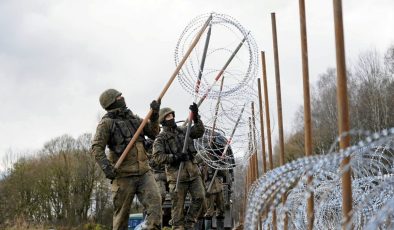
[204,217,212,230]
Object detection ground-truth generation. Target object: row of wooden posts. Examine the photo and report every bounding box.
[242,0,352,229]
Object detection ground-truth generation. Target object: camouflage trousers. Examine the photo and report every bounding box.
[154,172,168,204]
[111,171,162,230]
[204,191,224,218]
[169,176,205,230]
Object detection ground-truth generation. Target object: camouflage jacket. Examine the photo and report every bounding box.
[152,117,204,183]
[91,107,159,177]
[145,138,166,177]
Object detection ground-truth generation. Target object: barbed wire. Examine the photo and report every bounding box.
[244,128,394,229]
[175,12,259,99]
[173,12,262,170]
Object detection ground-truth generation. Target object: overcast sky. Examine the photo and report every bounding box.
[1,0,393,170]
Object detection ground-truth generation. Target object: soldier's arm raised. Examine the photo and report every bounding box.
[189,115,205,139]
[135,113,160,139]
[142,100,160,139]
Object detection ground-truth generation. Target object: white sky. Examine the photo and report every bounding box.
[1,0,393,170]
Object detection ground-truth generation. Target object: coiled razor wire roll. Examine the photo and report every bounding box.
[194,96,261,170]
[174,12,259,99]
[244,128,394,230]
[173,12,260,170]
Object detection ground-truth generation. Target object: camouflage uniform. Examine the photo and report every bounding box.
[153,166,167,204]
[146,138,168,204]
[91,89,162,230]
[203,164,225,219]
[152,107,205,230]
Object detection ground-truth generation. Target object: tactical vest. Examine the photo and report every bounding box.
[105,109,145,156]
[160,127,201,182]
[163,128,198,160]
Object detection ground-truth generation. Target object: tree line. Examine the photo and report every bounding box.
[0,134,113,229]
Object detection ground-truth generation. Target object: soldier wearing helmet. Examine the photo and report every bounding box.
[152,103,205,230]
[91,89,162,230]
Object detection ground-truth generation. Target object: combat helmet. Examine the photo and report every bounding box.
[99,89,122,110]
[159,107,175,123]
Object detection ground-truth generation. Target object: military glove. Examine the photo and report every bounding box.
[189,103,199,123]
[174,153,189,162]
[150,100,161,112]
[150,100,160,122]
[205,191,211,197]
[103,164,117,180]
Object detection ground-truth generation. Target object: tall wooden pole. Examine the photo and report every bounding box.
[247,159,252,190]
[271,12,287,230]
[251,102,259,178]
[261,52,274,170]
[248,117,255,183]
[261,50,277,230]
[257,78,267,173]
[271,13,285,167]
[333,0,353,228]
[298,0,314,229]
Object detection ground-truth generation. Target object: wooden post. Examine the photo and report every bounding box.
[298,0,314,228]
[271,13,285,166]
[261,52,274,170]
[271,12,287,230]
[251,102,260,178]
[257,78,267,173]
[248,117,255,183]
[261,50,277,230]
[333,0,353,228]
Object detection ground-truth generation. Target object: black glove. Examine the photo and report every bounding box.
[174,152,189,162]
[150,100,161,112]
[150,100,160,122]
[103,164,117,180]
[188,152,194,161]
[189,103,199,123]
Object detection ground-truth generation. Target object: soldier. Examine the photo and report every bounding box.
[145,138,168,205]
[202,162,226,230]
[194,156,208,230]
[90,89,162,230]
[152,104,205,230]
[202,134,232,230]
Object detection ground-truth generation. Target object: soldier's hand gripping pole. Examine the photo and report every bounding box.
[207,103,246,193]
[114,15,213,169]
[175,111,194,192]
[175,23,212,192]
